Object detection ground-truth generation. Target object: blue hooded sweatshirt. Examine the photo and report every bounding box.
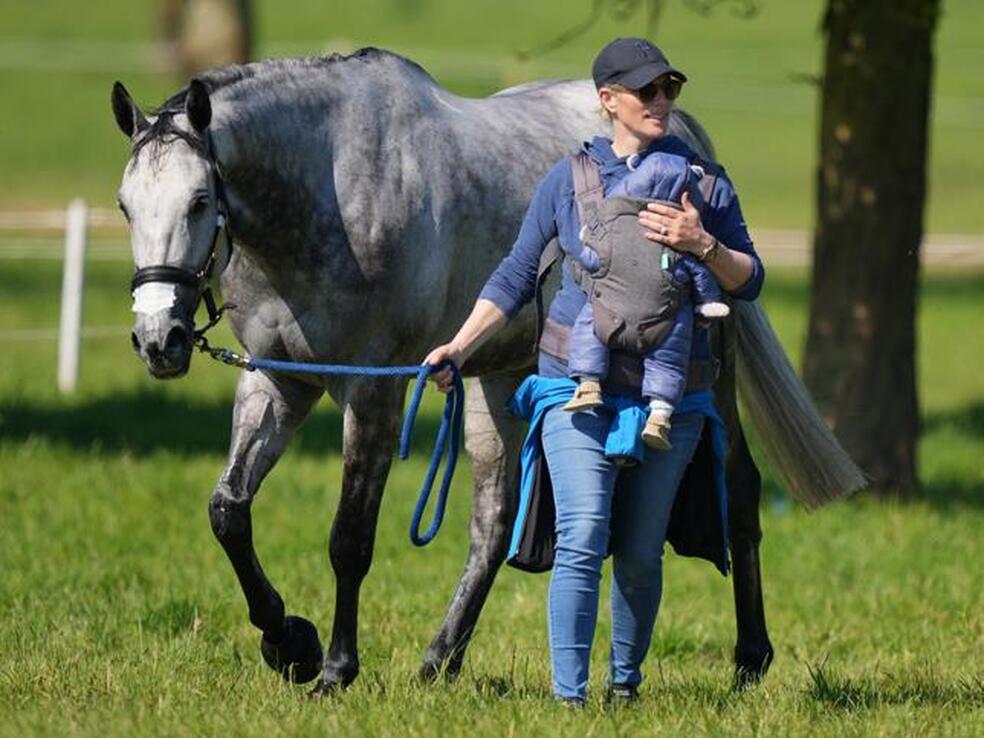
[479,136,763,577]
[478,135,764,389]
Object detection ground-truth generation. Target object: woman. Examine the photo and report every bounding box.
[423,37,764,705]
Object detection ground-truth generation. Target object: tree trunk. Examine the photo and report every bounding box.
[804,0,940,499]
[159,0,253,77]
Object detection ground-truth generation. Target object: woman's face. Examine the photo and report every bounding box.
[600,76,681,144]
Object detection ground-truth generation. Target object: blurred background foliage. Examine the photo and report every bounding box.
[1,0,982,232]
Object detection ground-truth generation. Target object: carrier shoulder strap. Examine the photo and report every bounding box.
[533,238,561,351]
[568,152,605,290]
[571,151,605,228]
[532,153,604,351]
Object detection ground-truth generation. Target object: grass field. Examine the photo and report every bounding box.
[2,2,982,735]
[1,0,984,231]
[0,250,982,736]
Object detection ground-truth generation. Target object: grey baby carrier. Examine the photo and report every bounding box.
[571,153,680,353]
[567,151,720,354]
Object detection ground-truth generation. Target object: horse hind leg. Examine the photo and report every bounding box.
[310,377,406,697]
[728,423,775,688]
[420,371,527,681]
[209,369,324,684]
[715,317,774,688]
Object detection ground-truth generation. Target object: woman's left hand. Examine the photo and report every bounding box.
[638,191,709,256]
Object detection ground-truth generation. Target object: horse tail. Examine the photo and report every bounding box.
[672,107,865,507]
[733,300,866,508]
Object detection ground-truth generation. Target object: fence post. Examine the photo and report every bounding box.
[58,199,88,394]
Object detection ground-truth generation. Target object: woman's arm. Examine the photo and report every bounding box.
[423,299,507,393]
[637,191,755,292]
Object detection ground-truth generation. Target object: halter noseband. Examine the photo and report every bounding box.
[129,130,234,336]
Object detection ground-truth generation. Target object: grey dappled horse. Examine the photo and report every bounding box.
[112,48,862,696]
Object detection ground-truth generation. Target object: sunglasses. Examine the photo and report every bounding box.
[635,77,684,102]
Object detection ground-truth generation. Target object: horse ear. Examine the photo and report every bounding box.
[185,79,212,133]
[111,81,148,138]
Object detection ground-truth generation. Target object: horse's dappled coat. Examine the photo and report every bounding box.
[112,47,861,693]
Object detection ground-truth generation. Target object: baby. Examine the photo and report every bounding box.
[564,151,729,450]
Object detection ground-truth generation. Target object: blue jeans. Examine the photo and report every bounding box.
[541,403,705,700]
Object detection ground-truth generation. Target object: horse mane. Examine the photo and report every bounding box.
[131,48,430,158]
[667,108,717,162]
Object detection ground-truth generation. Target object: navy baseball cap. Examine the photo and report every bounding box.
[592,37,687,90]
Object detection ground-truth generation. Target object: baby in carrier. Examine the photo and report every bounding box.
[564,151,729,450]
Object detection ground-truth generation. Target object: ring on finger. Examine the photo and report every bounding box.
[660,225,669,236]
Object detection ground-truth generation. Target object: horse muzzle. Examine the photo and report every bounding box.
[131,310,194,379]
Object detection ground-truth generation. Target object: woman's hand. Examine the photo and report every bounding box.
[639,192,757,291]
[638,191,714,256]
[421,298,508,393]
[422,342,464,394]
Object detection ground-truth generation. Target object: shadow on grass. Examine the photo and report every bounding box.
[807,660,983,710]
[650,628,724,660]
[467,674,553,701]
[917,400,984,509]
[923,400,984,441]
[0,388,445,459]
[755,400,984,511]
[762,473,984,512]
[141,597,201,637]
[917,477,984,510]
[764,270,984,307]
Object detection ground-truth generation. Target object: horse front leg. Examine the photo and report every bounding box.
[420,372,527,681]
[310,377,406,697]
[209,369,324,683]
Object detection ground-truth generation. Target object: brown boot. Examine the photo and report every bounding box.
[563,379,603,412]
[641,410,673,450]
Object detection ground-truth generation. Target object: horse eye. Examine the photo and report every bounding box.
[190,196,209,215]
[117,200,130,221]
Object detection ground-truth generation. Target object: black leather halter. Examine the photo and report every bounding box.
[129,130,234,336]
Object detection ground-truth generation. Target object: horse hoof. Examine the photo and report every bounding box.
[733,643,775,690]
[418,661,440,684]
[260,615,323,684]
[418,655,463,684]
[307,679,341,700]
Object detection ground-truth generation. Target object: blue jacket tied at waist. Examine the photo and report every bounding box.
[507,375,731,576]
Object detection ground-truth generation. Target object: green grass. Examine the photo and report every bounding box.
[1,0,983,230]
[0,247,982,736]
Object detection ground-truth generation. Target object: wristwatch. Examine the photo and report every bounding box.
[697,237,721,263]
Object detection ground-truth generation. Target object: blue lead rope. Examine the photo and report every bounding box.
[207,348,463,547]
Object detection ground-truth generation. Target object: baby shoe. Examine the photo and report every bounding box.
[563,379,603,412]
[642,411,673,450]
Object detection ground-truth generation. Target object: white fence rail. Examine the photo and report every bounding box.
[3,203,130,394]
[57,200,88,393]
[0,207,124,231]
[2,204,982,395]
[3,208,981,266]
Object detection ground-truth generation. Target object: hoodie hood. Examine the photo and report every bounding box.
[582,134,695,183]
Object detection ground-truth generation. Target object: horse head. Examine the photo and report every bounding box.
[111,79,224,379]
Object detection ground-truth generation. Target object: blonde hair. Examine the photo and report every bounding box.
[597,83,629,121]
